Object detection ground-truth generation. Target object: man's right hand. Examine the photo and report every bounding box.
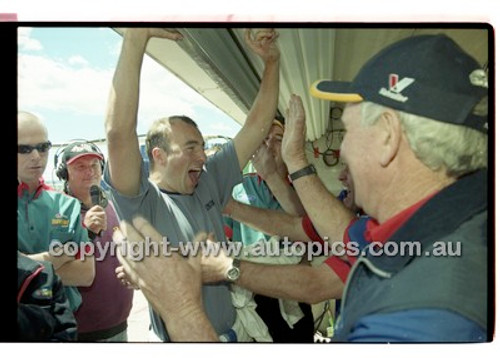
[122,27,184,42]
[245,28,280,64]
[112,217,205,317]
[282,94,308,172]
[84,205,107,235]
[252,142,277,180]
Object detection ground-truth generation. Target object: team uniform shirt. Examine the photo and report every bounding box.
[103,141,242,341]
[18,179,90,311]
[74,200,134,340]
[301,203,371,283]
[335,170,487,342]
[224,173,282,245]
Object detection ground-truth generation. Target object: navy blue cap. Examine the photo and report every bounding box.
[310,34,488,133]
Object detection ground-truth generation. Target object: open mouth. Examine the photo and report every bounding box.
[188,168,202,185]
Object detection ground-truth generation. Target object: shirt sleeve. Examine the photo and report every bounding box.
[324,256,352,283]
[205,140,243,207]
[302,214,324,243]
[102,159,155,222]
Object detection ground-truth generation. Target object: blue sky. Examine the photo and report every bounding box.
[17,27,242,180]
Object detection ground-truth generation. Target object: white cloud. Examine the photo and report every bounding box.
[17,27,43,51]
[18,53,113,116]
[18,52,221,130]
[68,55,89,67]
[137,56,219,125]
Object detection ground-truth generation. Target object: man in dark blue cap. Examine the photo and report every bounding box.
[283,34,489,342]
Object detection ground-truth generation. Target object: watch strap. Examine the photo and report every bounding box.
[289,164,317,181]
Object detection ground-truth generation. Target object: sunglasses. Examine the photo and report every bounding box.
[18,141,52,154]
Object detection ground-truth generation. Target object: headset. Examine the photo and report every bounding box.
[54,140,105,181]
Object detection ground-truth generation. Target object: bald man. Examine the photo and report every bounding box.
[17,111,95,313]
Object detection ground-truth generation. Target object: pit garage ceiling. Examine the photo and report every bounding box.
[114,27,489,141]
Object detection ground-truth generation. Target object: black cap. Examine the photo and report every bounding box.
[310,34,488,133]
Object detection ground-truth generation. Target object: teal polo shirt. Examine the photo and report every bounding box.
[18,180,90,311]
[225,173,282,246]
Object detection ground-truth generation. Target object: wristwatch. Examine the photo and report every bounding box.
[225,258,241,282]
[289,164,317,181]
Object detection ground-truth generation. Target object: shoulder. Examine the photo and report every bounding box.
[37,189,82,212]
[206,140,239,169]
[348,309,486,342]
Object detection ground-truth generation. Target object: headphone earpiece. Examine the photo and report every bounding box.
[54,141,105,182]
[54,146,68,181]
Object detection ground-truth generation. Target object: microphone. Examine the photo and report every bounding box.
[90,185,101,207]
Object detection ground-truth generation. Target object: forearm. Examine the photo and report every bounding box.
[25,251,73,270]
[105,30,147,137]
[264,173,305,216]
[288,161,355,244]
[160,303,218,342]
[237,261,344,304]
[56,257,95,287]
[234,59,280,169]
[231,200,309,242]
[248,59,280,129]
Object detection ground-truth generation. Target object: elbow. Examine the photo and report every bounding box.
[301,273,344,305]
[105,125,125,143]
[105,118,135,143]
[301,290,328,305]
[302,287,342,305]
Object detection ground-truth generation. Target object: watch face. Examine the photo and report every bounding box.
[227,267,240,281]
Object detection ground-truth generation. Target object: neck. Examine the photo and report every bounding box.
[66,185,92,208]
[374,164,456,224]
[150,170,175,193]
[21,178,41,194]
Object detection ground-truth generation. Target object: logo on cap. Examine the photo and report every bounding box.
[379,74,415,103]
[69,143,95,154]
[469,69,488,88]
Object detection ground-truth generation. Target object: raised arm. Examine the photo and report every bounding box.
[233,29,280,170]
[282,95,355,244]
[105,28,183,196]
[252,143,305,216]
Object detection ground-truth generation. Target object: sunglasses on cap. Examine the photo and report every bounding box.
[18,141,52,154]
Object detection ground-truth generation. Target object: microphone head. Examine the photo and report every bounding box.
[90,185,101,206]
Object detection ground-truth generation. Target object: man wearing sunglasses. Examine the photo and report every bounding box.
[17,111,95,318]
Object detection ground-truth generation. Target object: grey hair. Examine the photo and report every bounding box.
[360,102,488,178]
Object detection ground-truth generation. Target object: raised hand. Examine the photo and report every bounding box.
[282,94,307,167]
[245,28,280,63]
[121,27,183,42]
[252,142,277,180]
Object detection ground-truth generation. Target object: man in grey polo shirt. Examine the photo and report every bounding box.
[103,28,280,342]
